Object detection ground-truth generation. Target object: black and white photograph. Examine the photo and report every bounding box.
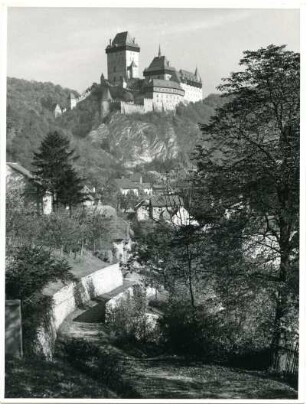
[1,2,303,401]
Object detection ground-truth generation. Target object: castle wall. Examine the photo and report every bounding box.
[108,49,139,83]
[120,101,145,114]
[181,83,203,103]
[149,90,183,111]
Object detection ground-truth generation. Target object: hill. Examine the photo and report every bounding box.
[6,77,227,186]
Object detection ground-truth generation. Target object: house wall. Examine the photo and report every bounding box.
[120,187,139,196]
[136,206,150,221]
[43,194,53,215]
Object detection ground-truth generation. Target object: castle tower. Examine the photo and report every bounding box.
[105,31,140,84]
[70,93,77,110]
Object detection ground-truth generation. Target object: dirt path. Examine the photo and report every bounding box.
[57,305,297,399]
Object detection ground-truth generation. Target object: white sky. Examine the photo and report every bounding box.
[7,8,299,96]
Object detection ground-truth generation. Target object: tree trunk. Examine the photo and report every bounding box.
[270,233,290,372]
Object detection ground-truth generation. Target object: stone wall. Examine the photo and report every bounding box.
[35,263,123,359]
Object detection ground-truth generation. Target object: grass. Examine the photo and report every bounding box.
[43,250,112,296]
[52,294,298,399]
[56,322,298,399]
[5,356,117,398]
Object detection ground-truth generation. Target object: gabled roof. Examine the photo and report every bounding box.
[140,183,152,189]
[144,56,176,75]
[109,216,130,241]
[6,162,33,179]
[179,69,201,83]
[114,178,139,190]
[129,60,137,68]
[150,194,184,208]
[130,172,142,183]
[137,194,184,208]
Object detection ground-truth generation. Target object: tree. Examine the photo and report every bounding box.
[32,131,85,212]
[193,45,299,367]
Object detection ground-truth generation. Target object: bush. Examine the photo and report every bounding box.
[107,285,158,344]
[6,245,74,355]
[159,301,272,366]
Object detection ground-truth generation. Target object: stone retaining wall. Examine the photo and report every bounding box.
[36,263,123,358]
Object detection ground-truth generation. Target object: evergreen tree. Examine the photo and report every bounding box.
[32,131,84,211]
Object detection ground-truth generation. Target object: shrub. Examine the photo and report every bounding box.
[107,285,158,344]
[159,301,272,366]
[6,245,74,355]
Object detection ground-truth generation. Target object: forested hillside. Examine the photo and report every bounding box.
[6,77,226,185]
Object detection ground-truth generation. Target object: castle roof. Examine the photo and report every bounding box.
[179,69,202,84]
[106,31,140,53]
[143,55,176,76]
[112,31,139,47]
[129,60,137,68]
[144,78,184,92]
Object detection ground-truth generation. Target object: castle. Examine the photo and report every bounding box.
[55,31,203,117]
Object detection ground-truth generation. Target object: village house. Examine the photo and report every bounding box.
[135,193,194,226]
[114,178,140,196]
[6,162,52,215]
[130,173,153,196]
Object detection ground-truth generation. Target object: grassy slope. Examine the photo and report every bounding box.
[55,303,297,399]
[5,357,116,398]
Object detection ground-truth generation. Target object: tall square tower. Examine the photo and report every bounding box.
[106,32,140,84]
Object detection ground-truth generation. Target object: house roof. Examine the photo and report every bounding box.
[109,216,130,241]
[141,183,152,189]
[150,194,184,208]
[6,162,33,179]
[114,178,139,190]
[130,173,142,183]
[88,204,117,218]
[137,194,184,209]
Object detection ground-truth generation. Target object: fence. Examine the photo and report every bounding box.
[5,300,23,357]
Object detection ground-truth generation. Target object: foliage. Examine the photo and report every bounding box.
[7,77,225,185]
[32,131,85,211]
[132,218,208,308]
[193,45,299,359]
[6,245,74,299]
[6,245,74,354]
[159,300,273,368]
[117,190,139,212]
[107,285,157,343]
[5,356,115,398]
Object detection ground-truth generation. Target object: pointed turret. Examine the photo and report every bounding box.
[195,66,201,81]
[158,44,161,58]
